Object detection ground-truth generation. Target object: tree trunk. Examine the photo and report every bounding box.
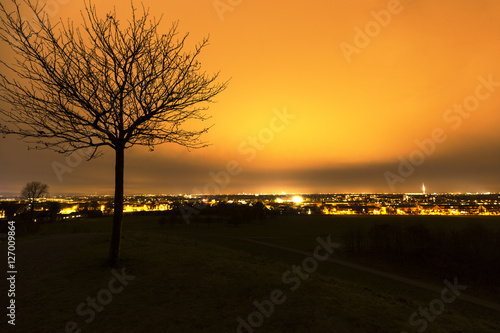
[108,144,125,266]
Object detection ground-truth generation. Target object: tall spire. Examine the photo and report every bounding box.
[422,183,426,195]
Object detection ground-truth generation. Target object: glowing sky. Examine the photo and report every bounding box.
[2,0,500,195]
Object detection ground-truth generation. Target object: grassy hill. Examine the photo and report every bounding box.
[2,214,500,332]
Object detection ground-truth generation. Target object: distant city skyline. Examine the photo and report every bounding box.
[3,192,500,217]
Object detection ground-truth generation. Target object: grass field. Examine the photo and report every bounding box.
[1,214,500,332]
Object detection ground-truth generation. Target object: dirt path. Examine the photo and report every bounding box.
[5,230,500,313]
[238,236,500,312]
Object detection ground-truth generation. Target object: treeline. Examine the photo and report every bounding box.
[341,222,500,288]
[157,201,272,227]
[0,200,105,236]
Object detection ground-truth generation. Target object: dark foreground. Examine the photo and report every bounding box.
[1,214,500,332]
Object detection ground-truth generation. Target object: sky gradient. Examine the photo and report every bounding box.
[1,0,500,195]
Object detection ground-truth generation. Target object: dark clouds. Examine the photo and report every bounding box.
[2,133,499,195]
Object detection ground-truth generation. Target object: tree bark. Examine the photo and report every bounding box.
[108,144,125,266]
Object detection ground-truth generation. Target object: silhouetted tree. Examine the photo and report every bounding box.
[368,223,403,262]
[0,1,227,265]
[47,201,61,222]
[402,223,434,263]
[89,200,100,211]
[251,201,267,223]
[104,200,114,216]
[21,181,49,223]
[342,225,366,254]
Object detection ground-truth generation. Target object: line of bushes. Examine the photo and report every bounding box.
[341,222,500,289]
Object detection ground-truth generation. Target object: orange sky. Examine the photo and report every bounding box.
[1,0,500,195]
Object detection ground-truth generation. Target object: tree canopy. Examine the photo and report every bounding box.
[0,0,226,156]
[0,0,227,265]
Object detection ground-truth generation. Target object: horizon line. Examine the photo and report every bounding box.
[1,191,499,198]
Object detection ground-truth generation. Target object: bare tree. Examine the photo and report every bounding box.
[21,181,49,223]
[0,0,227,266]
